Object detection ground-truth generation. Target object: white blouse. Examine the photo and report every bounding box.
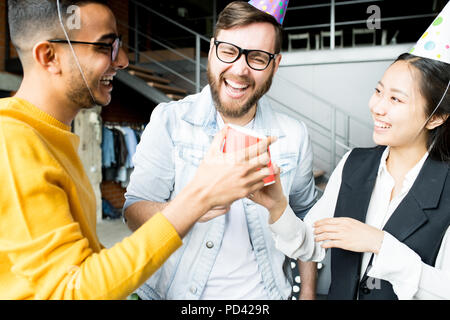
[269,147,450,299]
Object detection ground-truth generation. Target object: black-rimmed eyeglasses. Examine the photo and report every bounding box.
[214,39,277,71]
[48,35,122,62]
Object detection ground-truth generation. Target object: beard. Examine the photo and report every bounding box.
[207,65,274,119]
[65,63,103,109]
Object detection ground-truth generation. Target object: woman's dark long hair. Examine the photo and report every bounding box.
[395,53,450,162]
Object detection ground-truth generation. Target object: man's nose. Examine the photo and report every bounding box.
[113,47,129,70]
[230,53,251,75]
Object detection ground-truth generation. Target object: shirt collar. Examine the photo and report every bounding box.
[216,111,255,130]
[378,146,429,192]
[404,150,429,189]
[181,85,286,139]
[377,146,390,177]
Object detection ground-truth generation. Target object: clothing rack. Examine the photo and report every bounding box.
[103,121,146,131]
[102,122,145,186]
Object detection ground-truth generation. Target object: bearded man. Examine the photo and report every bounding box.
[124,1,318,300]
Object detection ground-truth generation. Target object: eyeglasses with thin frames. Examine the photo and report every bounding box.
[214,39,277,71]
[48,35,122,62]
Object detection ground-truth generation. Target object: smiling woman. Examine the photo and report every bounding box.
[370,54,450,161]
[268,50,450,299]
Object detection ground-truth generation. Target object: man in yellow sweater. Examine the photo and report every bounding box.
[0,0,281,299]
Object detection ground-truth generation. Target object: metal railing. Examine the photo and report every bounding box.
[118,23,206,90]
[128,0,210,93]
[289,0,384,11]
[285,13,438,31]
[266,71,373,174]
[285,0,438,50]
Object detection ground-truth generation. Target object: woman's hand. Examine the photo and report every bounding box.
[313,217,384,254]
[248,164,288,223]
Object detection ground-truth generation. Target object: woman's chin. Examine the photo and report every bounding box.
[372,133,390,146]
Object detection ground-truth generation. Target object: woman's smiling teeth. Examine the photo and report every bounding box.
[375,120,392,129]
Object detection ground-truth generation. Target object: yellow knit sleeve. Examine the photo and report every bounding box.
[0,119,182,299]
[4,213,181,300]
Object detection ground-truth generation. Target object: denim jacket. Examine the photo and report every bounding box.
[124,85,317,300]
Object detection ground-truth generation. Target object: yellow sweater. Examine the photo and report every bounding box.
[0,97,181,299]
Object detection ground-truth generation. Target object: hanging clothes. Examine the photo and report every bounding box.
[101,126,116,168]
[101,123,144,186]
[111,128,128,169]
[115,126,138,169]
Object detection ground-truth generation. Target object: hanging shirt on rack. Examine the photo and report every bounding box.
[118,126,138,169]
[101,126,116,168]
[111,128,128,168]
[101,124,143,184]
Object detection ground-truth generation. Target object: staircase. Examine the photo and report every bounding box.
[115,0,210,103]
[126,64,188,101]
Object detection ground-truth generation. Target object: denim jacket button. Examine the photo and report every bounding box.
[190,286,197,294]
[206,241,214,249]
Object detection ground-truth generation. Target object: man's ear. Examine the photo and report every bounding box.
[208,37,215,59]
[32,41,61,74]
[273,53,282,74]
[426,114,450,130]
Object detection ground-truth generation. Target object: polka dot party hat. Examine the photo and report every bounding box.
[248,0,289,25]
[410,1,450,64]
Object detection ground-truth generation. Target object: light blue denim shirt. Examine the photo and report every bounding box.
[124,85,317,300]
